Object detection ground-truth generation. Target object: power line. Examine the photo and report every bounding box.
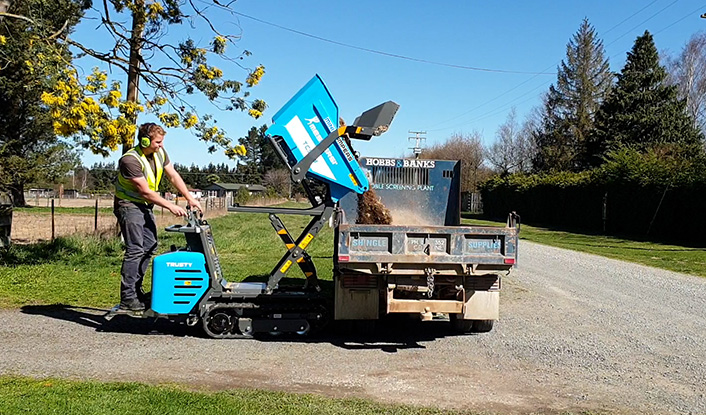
[604,0,680,48]
[232,11,556,76]
[424,76,548,131]
[602,0,662,36]
[655,3,706,34]
[428,81,549,132]
[425,1,690,133]
[424,1,668,131]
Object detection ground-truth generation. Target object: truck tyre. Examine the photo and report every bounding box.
[471,319,494,333]
[449,314,474,333]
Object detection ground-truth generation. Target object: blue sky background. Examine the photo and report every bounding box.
[75,0,706,171]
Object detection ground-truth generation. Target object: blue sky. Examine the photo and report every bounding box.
[75,0,706,170]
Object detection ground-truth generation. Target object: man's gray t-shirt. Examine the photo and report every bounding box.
[115,149,171,207]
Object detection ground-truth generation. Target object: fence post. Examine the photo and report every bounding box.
[94,198,99,232]
[602,192,608,233]
[51,199,55,242]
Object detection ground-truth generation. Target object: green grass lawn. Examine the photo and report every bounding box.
[0,376,467,415]
[462,216,706,277]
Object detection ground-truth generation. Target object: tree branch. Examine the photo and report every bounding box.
[66,38,131,73]
[47,19,70,40]
[187,0,223,37]
[0,12,34,24]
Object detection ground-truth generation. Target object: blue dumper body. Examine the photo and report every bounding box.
[265,75,368,202]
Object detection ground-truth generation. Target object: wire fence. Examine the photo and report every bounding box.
[8,196,287,244]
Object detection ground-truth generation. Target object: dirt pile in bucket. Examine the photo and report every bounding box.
[339,117,393,225]
[356,189,392,224]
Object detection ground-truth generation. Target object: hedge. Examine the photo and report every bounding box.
[480,151,706,244]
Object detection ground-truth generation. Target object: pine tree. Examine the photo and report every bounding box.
[237,125,284,184]
[591,31,703,163]
[535,19,613,171]
[532,92,574,172]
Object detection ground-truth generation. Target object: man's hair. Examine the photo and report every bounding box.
[138,123,166,140]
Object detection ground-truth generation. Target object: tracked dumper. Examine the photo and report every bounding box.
[105,74,518,337]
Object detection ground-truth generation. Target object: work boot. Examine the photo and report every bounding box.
[137,289,151,307]
[119,298,145,311]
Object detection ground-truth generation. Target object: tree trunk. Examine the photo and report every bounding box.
[9,182,26,207]
[123,1,146,154]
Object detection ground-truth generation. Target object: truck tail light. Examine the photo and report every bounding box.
[338,255,350,262]
[504,258,515,264]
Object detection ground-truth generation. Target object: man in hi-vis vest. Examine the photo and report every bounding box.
[114,122,202,311]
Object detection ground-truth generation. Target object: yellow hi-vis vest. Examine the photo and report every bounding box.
[115,147,165,204]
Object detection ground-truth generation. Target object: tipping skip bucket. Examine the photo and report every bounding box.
[266,75,368,202]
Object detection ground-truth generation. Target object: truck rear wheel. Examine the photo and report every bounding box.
[449,315,494,333]
[471,319,494,333]
[449,314,473,333]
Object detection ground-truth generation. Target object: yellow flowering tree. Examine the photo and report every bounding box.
[0,0,86,205]
[24,0,267,157]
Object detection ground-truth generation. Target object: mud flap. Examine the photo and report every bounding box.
[463,291,499,320]
[334,278,379,320]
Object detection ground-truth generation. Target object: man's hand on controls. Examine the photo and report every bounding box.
[167,203,188,217]
[187,199,202,213]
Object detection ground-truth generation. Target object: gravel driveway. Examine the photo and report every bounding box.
[2,241,705,414]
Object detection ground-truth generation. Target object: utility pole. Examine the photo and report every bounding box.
[408,130,426,159]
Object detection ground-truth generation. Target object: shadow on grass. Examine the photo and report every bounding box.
[557,239,706,252]
[1,241,83,266]
[460,212,488,221]
[0,237,122,266]
[462,212,706,250]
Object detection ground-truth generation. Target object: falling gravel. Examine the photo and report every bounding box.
[1,241,705,414]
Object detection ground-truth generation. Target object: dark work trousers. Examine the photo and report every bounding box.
[115,202,158,302]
